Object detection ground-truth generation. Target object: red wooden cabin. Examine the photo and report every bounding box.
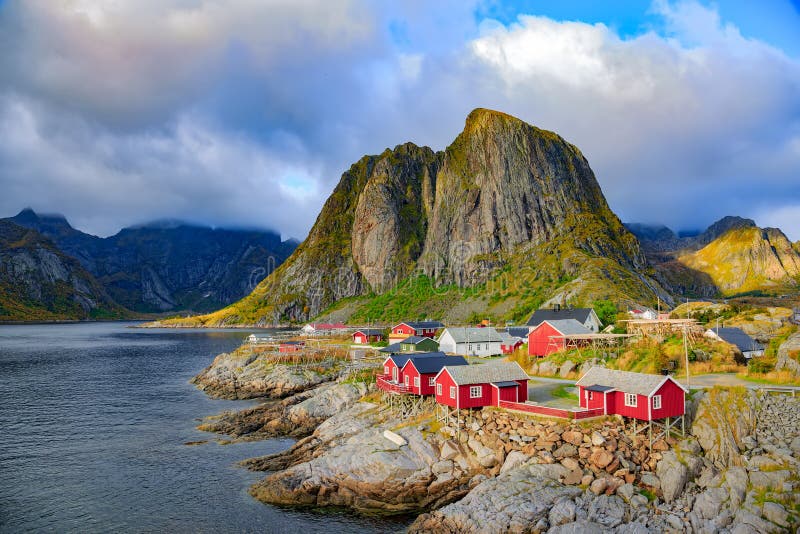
[390,321,444,340]
[434,361,528,409]
[400,355,468,395]
[500,337,524,354]
[279,341,305,353]
[575,367,687,421]
[379,352,443,388]
[528,319,591,357]
[352,328,383,344]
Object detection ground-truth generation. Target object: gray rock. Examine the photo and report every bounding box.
[639,472,660,489]
[587,495,627,527]
[693,487,727,519]
[630,494,648,508]
[559,360,576,378]
[548,499,576,526]
[589,478,607,495]
[500,450,529,474]
[590,431,606,446]
[761,502,789,527]
[724,466,748,508]
[656,451,688,503]
[431,459,453,475]
[748,469,790,490]
[616,483,634,502]
[548,520,606,534]
[553,443,578,459]
[440,440,459,460]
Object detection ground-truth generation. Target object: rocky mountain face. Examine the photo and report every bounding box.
[177,108,666,326]
[6,209,297,313]
[0,221,125,321]
[628,217,800,297]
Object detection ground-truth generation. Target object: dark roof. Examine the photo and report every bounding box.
[398,321,444,330]
[387,352,444,367]
[281,341,304,345]
[354,328,383,336]
[710,327,764,352]
[401,335,437,345]
[492,381,519,388]
[526,308,594,327]
[506,327,530,339]
[379,343,402,353]
[539,319,592,336]
[585,384,615,392]
[405,355,468,374]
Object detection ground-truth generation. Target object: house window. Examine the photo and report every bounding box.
[428,377,435,387]
[588,391,593,401]
[384,366,389,375]
[470,385,482,398]
[437,383,442,395]
[414,376,420,387]
[625,393,637,407]
[652,395,662,410]
[450,386,456,399]
[404,376,409,386]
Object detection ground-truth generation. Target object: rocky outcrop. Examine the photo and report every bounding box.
[197,382,367,440]
[166,108,668,326]
[190,347,341,400]
[775,332,800,376]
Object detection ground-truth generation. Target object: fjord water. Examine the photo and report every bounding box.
[0,322,396,533]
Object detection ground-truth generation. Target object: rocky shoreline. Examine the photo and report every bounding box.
[192,351,800,533]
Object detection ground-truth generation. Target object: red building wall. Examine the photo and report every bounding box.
[528,322,565,357]
[579,387,608,411]
[434,369,459,408]
[650,379,686,419]
[391,324,438,338]
[383,358,402,383]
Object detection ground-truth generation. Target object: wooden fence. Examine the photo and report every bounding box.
[498,400,605,420]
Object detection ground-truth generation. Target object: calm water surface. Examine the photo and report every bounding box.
[0,322,405,533]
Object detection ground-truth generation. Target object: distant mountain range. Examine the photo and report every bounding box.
[0,209,297,320]
[626,217,800,298]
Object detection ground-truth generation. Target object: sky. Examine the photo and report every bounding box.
[0,0,799,241]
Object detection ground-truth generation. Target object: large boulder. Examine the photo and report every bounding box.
[656,450,688,503]
[691,387,758,467]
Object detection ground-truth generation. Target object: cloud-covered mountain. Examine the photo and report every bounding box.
[5,209,297,314]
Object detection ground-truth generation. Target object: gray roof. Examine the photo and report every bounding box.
[527,308,595,327]
[379,343,402,353]
[539,319,592,336]
[405,355,468,374]
[498,332,523,344]
[354,328,383,336]
[492,381,519,388]
[441,360,529,385]
[710,327,764,352]
[442,327,503,343]
[576,366,686,396]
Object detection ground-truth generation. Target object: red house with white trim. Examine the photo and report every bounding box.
[434,361,528,409]
[380,352,443,386]
[575,367,687,421]
[528,319,591,357]
[279,341,305,352]
[352,328,383,344]
[390,321,444,340]
[400,354,468,395]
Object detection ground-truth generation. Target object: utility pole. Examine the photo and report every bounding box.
[683,325,690,387]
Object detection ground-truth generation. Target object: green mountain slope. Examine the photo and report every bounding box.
[162,108,669,327]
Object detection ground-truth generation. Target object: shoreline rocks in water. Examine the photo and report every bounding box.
[190,346,344,400]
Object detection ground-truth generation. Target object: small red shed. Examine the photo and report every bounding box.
[352,328,383,344]
[434,360,528,409]
[390,321,444,340]
[575,367,687,421]
[400,354,468,395]
[279,341,305,353]
[528,319,591,357]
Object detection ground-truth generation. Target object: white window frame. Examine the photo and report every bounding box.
[428,377,435,387]
[652,395,662,410]
[436,383,442,395]
[384,365,389,375]
[450,386,456,399]
[392,367,397,381]
[414,376,420,387]
[588,391,593,401]
[624,393,637,407]
[470,385,482,398]
[404,375,409,386]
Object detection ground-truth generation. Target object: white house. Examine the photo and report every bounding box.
[437,327,503,357]
[704,327,765,359]
[247,333,274,344]
[628,307,657,320]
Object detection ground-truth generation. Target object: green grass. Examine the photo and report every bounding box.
[551,384,578,401]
